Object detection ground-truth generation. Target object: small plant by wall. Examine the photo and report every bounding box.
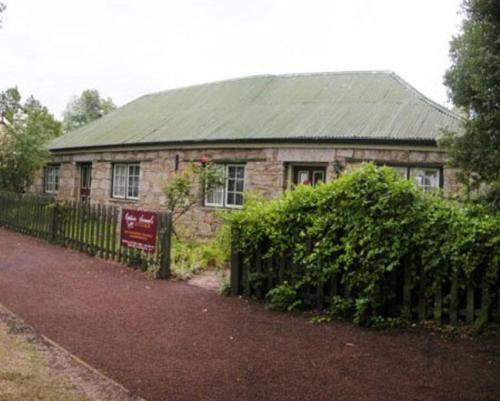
[226,164,500,329]
[170,226,230,280]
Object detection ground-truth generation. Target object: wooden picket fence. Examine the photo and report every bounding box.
[230,236,500,326]
[0,192,172,278]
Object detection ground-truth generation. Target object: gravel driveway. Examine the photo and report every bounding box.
[0,227,499,401]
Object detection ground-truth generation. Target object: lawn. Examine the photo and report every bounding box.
[0,314,89,401]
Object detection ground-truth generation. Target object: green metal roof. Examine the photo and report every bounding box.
[49,71,462,151]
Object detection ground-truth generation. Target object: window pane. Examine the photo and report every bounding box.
[206,186,224,206]
[44,166,59,193]
[127,164,140,198]
[127,165,138,198]
[205,164,225,206]
[225,165,245,207]
[227,166,236,179]
[313,171,324,185]
[81,165,91,189]
[410,168,440,192]
[128,181,138,198]
[297,171,310,184]
[113,165,127,198]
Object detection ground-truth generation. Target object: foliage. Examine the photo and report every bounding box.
[0,88,62,192]
[265,282,302,312]
[225,164,500,326]
[170,227,230,280]
[441,0,500,198]
[0,87,21,121]
[62,89,116,132]
[163,162,225,228]
[308,314,332,325]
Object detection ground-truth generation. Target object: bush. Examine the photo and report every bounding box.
[170,226,230,280]
[265,282,302,312]
[225,163,500,326]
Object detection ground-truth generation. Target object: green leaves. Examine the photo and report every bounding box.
[163,162,225,228]
[266,282,302,312]
[62,89,116,133]
[0,88,62,192]
[442,0,500,194]
[227,163,500,325]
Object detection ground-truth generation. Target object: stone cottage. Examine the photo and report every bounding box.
[36,71,462,237]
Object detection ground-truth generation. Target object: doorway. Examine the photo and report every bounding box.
[79,163,92,202]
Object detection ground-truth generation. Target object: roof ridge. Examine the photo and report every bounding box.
[144,70,397,98]
[145,74,275,97]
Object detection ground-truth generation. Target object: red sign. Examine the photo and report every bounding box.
[120,209,158,253]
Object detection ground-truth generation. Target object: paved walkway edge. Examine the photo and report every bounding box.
[0,303,148,401]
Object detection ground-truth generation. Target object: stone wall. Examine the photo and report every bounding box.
[34,145,455,238]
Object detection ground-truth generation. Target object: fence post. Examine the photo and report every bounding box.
[49,203,59,243]
[158,213,172,279]
[402,254,412,320]
[230,228,242,295]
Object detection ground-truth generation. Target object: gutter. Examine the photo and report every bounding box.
[49,137,438,154]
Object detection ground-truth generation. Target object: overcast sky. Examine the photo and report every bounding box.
[0,0,463,118]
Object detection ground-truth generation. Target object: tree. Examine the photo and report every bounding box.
[0,88,62,192]
[0,87,21,121]
[163,162,225,236]
[63,89,116,132]
[441,0,500,199]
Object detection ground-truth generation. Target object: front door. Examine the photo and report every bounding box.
[293,165,326,186]
[79,163,92,202]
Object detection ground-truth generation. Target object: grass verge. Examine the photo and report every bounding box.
[0,319,89,401]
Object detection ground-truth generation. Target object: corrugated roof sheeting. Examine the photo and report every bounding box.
[49,71,462,150]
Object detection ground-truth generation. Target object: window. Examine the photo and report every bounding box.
[79,163,92,202]
[292,165,326,186]
[112,163,140,200]
[409,168,440,192]
[226,165,245,207]
[44,165,59,193]
[80,164,92,190]
[204,164,245,208]
[390,166,441,192]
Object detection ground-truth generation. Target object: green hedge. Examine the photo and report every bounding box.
[225,164,500,327]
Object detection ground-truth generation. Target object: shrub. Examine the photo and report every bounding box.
[225,163,500,327]
[170,227,230,280]
[266,282,302,311]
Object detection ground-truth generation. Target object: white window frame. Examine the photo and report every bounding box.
[225,164,245,209]
[204,164,225,208]
[204,164,245,209]
[44,165,59,194]
[390,165,441,192]
[127,164,140,199]
[409,167,441,193]
[112,163,140,200]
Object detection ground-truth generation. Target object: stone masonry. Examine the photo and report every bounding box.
[34,145,458,238]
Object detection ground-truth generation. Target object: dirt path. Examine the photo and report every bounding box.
[0,227,499,401]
